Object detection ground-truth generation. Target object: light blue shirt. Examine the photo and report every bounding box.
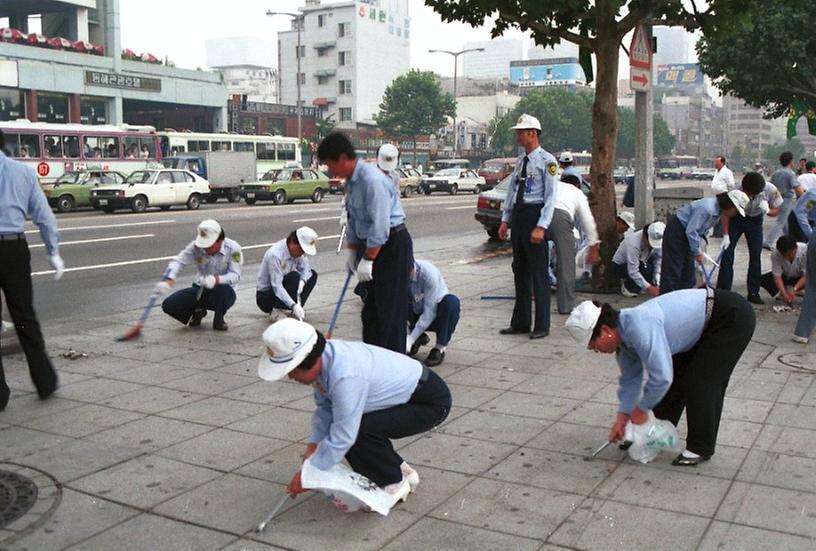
[309,340,423,471]
[346,161,405,248]
[793,188,816,239]
[615,289,707,414]
[770,167,799,198]
[561,165,582,181]
[675,197,721,257]
[166,237,243,289]
[409,259,450,341]
[612,229,662,291]
[0,151,60,256]
[256,239,312,307]
[501,146,557,229]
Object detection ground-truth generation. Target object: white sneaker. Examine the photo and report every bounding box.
[383,478,411,503]
[621,283,638,298]
[268,309,288,323]
[401,461,420,493]
[792,335,809,344]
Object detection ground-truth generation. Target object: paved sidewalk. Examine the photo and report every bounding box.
[1,233,815,551]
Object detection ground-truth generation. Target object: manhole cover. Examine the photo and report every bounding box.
[779,353,816,373]
[0,470,38,528]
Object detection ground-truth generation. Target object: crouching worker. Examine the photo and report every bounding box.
[760,235,807,304]
[156,219,242,331]
[565,288,755,466]
[256,226,319,321]
[612,221,664,297]
[258,319,451,501]
[407,259,460,366]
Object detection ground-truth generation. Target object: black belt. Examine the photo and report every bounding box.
[390,223,406,234]
[514,202,544,211]
[414,364,430,393]
[0,233,25,241]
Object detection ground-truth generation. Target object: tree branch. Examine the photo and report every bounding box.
[495,8,594,48]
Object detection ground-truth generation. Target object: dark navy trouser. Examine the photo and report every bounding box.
[162,284,236,325]
[409,294,461,347]
[613,259,656,294]
[256,271,318,313]
[510,204,551,332]
[717,213,763,295]
[660,214,697,294]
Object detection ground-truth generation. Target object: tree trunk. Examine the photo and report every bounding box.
[589,32,622,291]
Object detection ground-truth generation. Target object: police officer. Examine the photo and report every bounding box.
[558,151,581,181]
[406,259,461,367]
[498,114,557,339]
[0,130,63,411]
[566,288,756,466]
[788,184,816,243]
[377,143,401,192]
[156,219,242,331]
[258,319,451,500]
[317,132,413,353]
[613,222,664,297]
[256,226,319,321]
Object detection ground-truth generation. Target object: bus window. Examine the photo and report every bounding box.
[16,134,41,158]
[61,135,81,158]
[234,142,254,153]
[140,138,156,159]
[101,136,120,158]
[124,137,140,158]
[187,140,209,152]
[212,141,232,151]
[83,136,113,159]
[43,135,63,158]
[277,142,296,160]
[257,143,276,160]
[187,140,198,152]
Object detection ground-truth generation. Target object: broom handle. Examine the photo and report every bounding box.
[326,270,353,339]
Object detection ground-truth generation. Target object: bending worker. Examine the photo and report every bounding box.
[566,288,755,466]
[156,219,242,331]
[256,226,319,321]
[406,259,460,367]
[258,319,451,501]
[761,235,806,304]
[613,221,664,297]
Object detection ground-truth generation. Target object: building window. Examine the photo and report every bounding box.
[396,27,402,37]
[318,48,327,57]
[295,45,305,58]
[338,22,351,37]
[0,87,24,121]
[37,93,69,123]
[339,107,352,121]
[300,73,306,85]
[80,97,107,125]
[339,51,350,66]
[318,14,325,27]
[317,75,329,85]
[339,80,352,95]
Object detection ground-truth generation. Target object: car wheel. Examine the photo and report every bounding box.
[404,185,413,197]
[226,189,240,203]
[473,185,482,194]
[245,197,257,205]
[103,207,115,214]
[205,194,218,204]
[131,194,148,213]
[311,188,324,203]
[57,195,75,213]
[272,189,286,205]
[186,193,201,210]
[449,184,458,195]
[160,205,172,211]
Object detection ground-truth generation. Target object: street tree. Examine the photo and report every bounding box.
[763,139,805,169]
[376,70,455,164]
[426,0,755,287]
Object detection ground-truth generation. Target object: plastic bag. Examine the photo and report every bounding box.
[301,458,402,516]
[624,412,683,464]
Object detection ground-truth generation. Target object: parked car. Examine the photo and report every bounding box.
[239,168,329,205]
[613,167,634,185]
[398,167,422,197]
[45,169,127,212]
[328,177,345,194]
[474,175,511,239]
[691,167,716,181]
[477,158,515,190]
[424,158,470,178]
[89,169,209,213]
[421,168,486,195]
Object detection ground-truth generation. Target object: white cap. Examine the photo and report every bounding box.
[726,189,749,217]
[510,113,541,131]
[258,318,319,381]
[617,211,635,230]
[559,151,574,163]
[195,219,221,248]
[647,221,665,249]
[296,226,318,256]
[565,301,602,350]
[377,143,399,172]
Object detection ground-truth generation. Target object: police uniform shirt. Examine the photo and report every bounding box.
[744,182,783,218]
[561,165,582,181]
[256,239,313,308]
[612,229,662,291]
[408,259,450,342]
[501,146,557,229]
[793,187,816,239]
[616,289,707,414]
[0,151,59,255]
[167,237,243,289]
[345,161,406,248]
[675,197,721,256]
[771,243,807,279]
[308,340,423,471]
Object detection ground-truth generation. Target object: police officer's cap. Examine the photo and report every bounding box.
[510,114,541,131]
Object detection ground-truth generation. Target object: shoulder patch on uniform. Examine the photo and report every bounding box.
[806,200,816,210]
[547,161,558,176]
[195,256,203,265]
[231,250,243,265]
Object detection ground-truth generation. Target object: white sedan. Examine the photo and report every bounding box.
[421,168,486,195]
[90,169,210,213]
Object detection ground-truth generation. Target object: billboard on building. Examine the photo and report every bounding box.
[509,58,586,87]
[657,63,704,86]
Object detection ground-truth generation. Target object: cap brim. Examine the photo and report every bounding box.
[379,159,398,171]
[510,124,537,130]
[648,236,663,249]
[257,342,313,381]
[301,242,317,256]
[565,325,592,353]
[195,234,218,248]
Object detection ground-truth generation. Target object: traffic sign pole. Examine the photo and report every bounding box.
[630,24,654,228]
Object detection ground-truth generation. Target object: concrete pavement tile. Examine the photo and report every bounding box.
[794,383,816,408]
[101,386,208,414]
[636,443,749,481]
[708,418,763,448]
[557,400,614,428]
[765,403,816,430]
[721,396,774,423]
[220,539,286,550]
[445,366,533,390]
[698,521,816,551]
[438,348,497,366]
[226,407,313,442]
[235,443,306,485]
[395,466,473,517]
[486,448,613,495]
[164,349,255,370]
[219,380,313,406]
[525,422,622,458]
[752,424,816,458]
[86,415,214,452]
[71,512,235,550]
[398,432,517,475]
[430,477,582,541]
[16,437,142,483]
[158,428,290,472]
[447,336,525,355]
[160,397,270,427]
[588,383,618,405]
[549,500,708,550]
[18,403,143,438]
[726,380,784,402]
[512,374,607,401]
[161,371,257,396]
[70,455,222,509]
[382,517,541,551]
[54,377,145,402]
[716,482,816,537]
[0,395,84,425]
[0,427,73,461]
[54,355,147,378]
[105,363,201,385]
[447,384,505,409]
[439,410,549,445]
[737,449,816,492]
[776,373,815,404]
[108,343,197,363]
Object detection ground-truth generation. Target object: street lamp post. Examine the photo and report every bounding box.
[428,47,484,156]
[267,10,303,143]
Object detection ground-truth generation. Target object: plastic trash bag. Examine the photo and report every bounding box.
[624,412,683,464]
[301,458,402,516]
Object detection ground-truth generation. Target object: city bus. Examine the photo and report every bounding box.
[0,120,160,184]
[656,155,698,179]
[158,131,301,178]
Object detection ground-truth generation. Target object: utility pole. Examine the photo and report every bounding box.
[630,24,654,228]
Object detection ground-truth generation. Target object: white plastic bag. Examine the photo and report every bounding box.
[624,412,683,464]
[301,458,401,516]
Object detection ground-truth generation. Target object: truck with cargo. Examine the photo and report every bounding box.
[161,151,256,203]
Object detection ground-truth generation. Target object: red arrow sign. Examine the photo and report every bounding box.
[632,74,649,86]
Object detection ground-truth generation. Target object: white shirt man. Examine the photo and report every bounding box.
[711,156,736,193]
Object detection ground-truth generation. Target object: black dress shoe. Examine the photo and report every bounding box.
[671,453,710,466]
[529,330,549,339]
[213,319,229,331]
[747,293,765,305]
[426,348,445,367]
[499,326,530,335]
[410,333,430,356]
[188,309,206,327]
[0,385,9,411]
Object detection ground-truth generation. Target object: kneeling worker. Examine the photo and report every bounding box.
[407,259,460,366]
[256,226,319,321]
[259,319,452,500]
[612,221,664,297]
[566,288,755,466]
[156,219,242,331]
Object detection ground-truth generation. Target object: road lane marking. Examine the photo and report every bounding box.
[29,234,155,249]
[292,215,340,223]
[445,205,476,210]
[27,220,176,234]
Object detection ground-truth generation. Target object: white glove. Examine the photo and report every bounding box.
[339,208,348,228]
[48,254,65,280]
[298,279,306,295]
[720,235,731,251]
[201,275,217,289]
[406,334,416,355]
[154,280,172,297]
[346,249,358,273]
[758,200,770,215]
[292,303,305,321]
[357,258,374,282]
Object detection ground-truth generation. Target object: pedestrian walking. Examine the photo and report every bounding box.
[497,114,557,339]
[318,132,413,353]
[793,234,816,344]
[760,235,806,303]
[660,190,749,294]
[256,226,319,321]
[613,222,664,297]
[566,289,756,466]
[0,130,63,411]
[258,319,451,500]
[787,185,816,243]
[406,259,460,367]
[156,219,242,331]
[764,151,805,249]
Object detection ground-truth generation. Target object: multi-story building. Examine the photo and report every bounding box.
[723,95,787,161]
[461,38,524,79]
[206,37,278,104]
[652,26,691,68]
[277,0,410,129]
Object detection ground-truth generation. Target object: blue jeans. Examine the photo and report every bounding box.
[255,271,318,313]
[613,259,656,294]
[716,214,763,295]
[409,294,460,347]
